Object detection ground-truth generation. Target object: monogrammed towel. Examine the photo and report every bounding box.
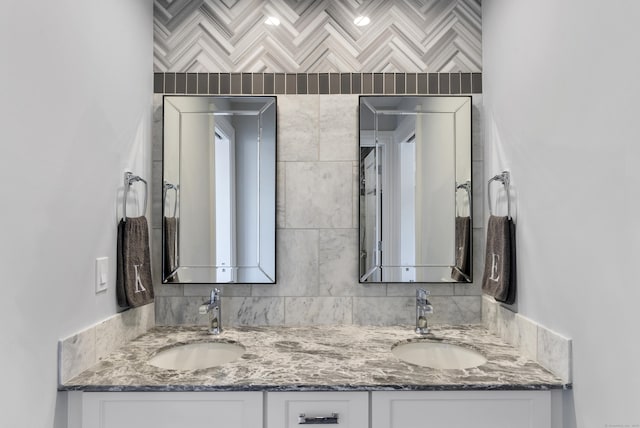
[482,215,516,304]
[116,217,154,308]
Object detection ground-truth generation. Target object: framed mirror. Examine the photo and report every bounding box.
[163,96,276,284]
[359,96,472,283]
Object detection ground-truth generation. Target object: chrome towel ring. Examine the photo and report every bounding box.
[123,171,147,220]
[487,171,511,218]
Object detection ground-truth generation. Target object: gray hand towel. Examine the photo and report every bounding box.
[482,215,516,303]
[451,216,471,281]
[116,217,154,308]
[163,216,179,283]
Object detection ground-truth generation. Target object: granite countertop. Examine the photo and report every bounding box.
[61,324,570,392]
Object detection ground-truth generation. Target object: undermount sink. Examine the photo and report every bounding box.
[148,342,245,370]
[392,341,487,370]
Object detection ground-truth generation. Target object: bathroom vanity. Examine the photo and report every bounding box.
[62,325,568,428]
[68,390,552,427]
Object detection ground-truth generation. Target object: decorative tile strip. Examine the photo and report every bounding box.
[153,73,482,95]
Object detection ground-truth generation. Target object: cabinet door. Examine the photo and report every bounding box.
[372,390,551,428]
[266,391,368,428]
[73,391,263,428]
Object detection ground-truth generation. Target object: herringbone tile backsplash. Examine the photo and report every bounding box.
[154,0,482,73]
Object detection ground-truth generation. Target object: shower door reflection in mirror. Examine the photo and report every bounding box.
[359,96,472,283]
[163,96,276,284]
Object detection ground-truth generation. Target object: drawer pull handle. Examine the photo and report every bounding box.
[298,413,339,424]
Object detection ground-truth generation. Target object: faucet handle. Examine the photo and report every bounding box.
[210,288,221,303]
[416,288,430,300]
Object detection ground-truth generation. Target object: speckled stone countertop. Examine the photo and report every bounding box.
[60,324,570,392]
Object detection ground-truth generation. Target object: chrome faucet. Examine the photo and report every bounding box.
[199,288,222,335]
[415,288,433,335]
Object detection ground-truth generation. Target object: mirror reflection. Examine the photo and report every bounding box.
[359,96,472,283]
[163,96,276,284]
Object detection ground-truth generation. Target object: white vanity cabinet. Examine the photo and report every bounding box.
[266,391,368,428]
[67,391,263,428]
[67,389,555,428]
[371,390,551,428]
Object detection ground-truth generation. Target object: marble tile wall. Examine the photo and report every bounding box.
[58,303,155,384]
[482,296,572,383]
[151,93,485,327]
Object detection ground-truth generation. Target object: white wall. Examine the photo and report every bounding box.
[0,1,152,426]
[482,1,640,426]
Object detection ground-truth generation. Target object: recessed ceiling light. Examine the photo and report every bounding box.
[354,16,370,26]
[265,16,280,26]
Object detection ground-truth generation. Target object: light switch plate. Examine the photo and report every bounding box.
[95,257,108,293]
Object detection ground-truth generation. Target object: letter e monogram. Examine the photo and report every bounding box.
[489,253,500,282]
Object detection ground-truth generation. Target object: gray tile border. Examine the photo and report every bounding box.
[384,73,394,94]
[373,73,383,93]
[297,73,307,94]
[197,73,208,94]
[231,72,241,93]
[219,73,230,94]
[461,72,472,93]
[274,73,285,94]
[252,73,263,94]
[451,73,460,94]
[428,73,438,94]
[175,72,186,93]
[152,73,481,95]
[242,73,252,94]
[319,73,329,94]
[308,73,318,94]
[417,73,428,94]
[362,73,373,94]
[395,73,405,94]
[154,73,164,93]
[186,73,197,94]
[406,73,416,94]
[351,73,361,94]
[264,73,274,94]
[208,73,219,94]
[439,73,450,94]
[341,73,351,94]
[286,73,296,94]
[329,73,340,94]
[472,72,482,93]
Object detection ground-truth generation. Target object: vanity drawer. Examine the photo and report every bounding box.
[266,391,369,428]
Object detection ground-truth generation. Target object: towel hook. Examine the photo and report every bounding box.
[488,171,511,218]
[163,181,178,218]
[123,171,148,220]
